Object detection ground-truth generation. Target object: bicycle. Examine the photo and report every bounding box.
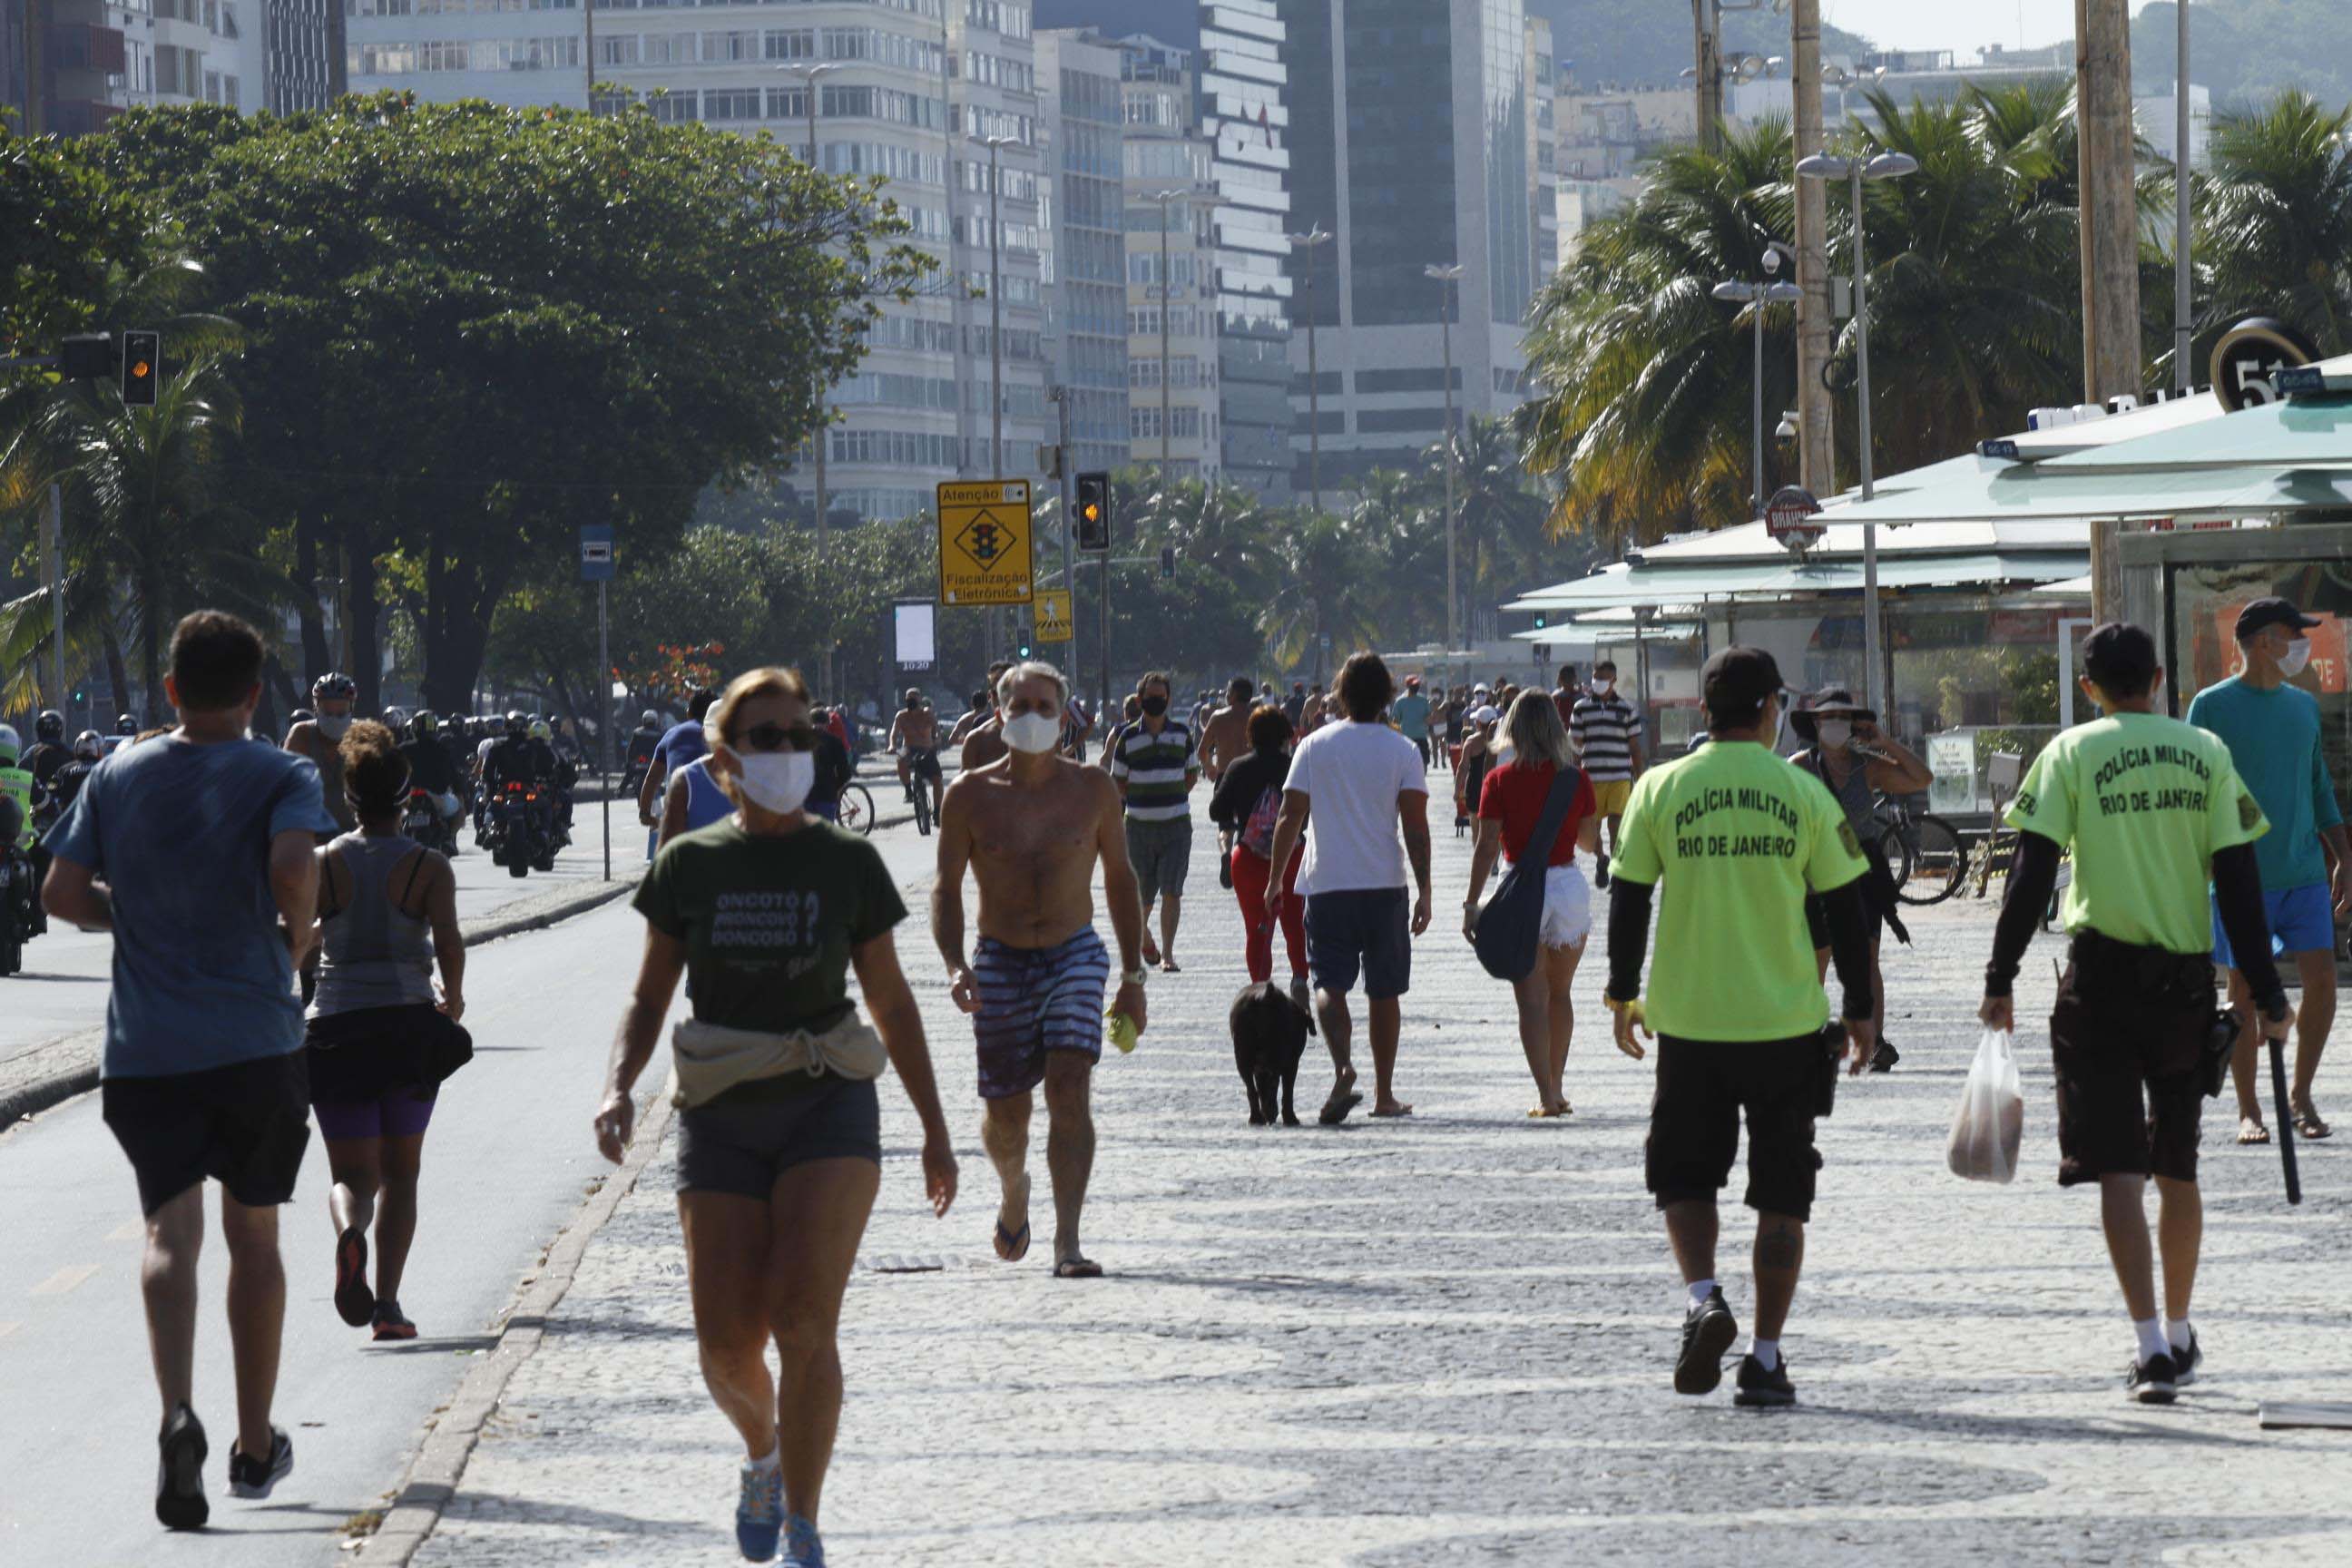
[901,750,937,837]
[836,781,877,837]
[1871,789,1969,906]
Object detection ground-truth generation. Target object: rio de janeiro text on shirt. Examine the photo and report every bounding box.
[2090,742,2211,818]
[1671,784,1801,859]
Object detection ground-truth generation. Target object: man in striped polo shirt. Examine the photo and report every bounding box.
[1109,671,1201,971]
[1570,661,1645,889]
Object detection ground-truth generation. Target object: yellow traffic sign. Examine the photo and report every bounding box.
[1033,589,1073,643]
[936,480,1034,607]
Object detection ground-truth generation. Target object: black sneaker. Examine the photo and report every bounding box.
[227,1427,293,1498]
[1732,1352,1797,1407]
[2128,1352,2179,1406]
[1869,1037,1900,1073]
[1675,1288,1740,1396]
[1594,854,1611,890]
[156,1403,209,1530]
[2171,1330,2202,1387]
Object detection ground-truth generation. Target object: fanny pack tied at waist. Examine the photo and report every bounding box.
[669,1014,889,1111]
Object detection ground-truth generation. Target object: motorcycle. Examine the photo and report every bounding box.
[402,789,457,857]
[0,803,34,979]
[485,779,557,877]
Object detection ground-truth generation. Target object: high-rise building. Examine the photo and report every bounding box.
[1280,0,1549,486]
[3,0,304,132]
[2,0,126,133]
[1114,32,1217,480]
[1037,28,1131,477]
[1193,0,1289,499]
[345,0,1052,524]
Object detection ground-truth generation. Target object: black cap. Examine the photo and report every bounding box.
[2234,596,2322,642]
[2079,622,2160,698]
[1702,647,1784,728]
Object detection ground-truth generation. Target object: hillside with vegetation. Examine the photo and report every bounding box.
[2137,0,2352,112]
[1529,0,1872,91]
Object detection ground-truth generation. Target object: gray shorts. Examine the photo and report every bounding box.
[675,1076,880,1199]
[1125,815,1193,906]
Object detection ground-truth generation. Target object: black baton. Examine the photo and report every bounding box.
[2269,1034,2302,1207]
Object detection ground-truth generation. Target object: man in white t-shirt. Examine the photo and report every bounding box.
[1264,652,1433,1123]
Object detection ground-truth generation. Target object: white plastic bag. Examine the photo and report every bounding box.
[1946,1029,2024,1184]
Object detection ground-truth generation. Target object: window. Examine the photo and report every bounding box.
[597,33,638,64]
[700,28,758,59]
[762,26,810,57]
[642,31,691,62]
[704,87,761,119]
[647,89,698,121]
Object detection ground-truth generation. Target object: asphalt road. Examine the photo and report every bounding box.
[0,796,648,1068]
[0,808,940,1567]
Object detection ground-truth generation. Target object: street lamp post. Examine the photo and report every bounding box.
[781,61,841,693]
[1710,249,1802,515]
[1149,189,1185,487]
[1796,149,1916,718]
[1425,262,1465,653]
[1287,225,1332,514]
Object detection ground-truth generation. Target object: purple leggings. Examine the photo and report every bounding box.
[314,1086,437,1142]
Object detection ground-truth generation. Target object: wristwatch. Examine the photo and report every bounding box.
[1122,965,1152,987]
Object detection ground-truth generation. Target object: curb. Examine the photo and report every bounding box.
[0,870,644,1130]
[357,1081,678,1564]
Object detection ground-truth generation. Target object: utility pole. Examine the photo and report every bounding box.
[1288,226,1332,514]
[1690,0,1722,155]
[2077,0,2141,623]
[1053,387,1075,689]
[1426,262,1466,652]
[783,62,841,691]
[2174,0,2194,395]
[44,484,66,710]
[1791,0,1836,495]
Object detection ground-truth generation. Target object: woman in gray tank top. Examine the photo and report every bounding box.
[304,721,465,1341]
[1791,689,1934,1074]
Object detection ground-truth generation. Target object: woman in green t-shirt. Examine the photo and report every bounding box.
[592,666,958,1568]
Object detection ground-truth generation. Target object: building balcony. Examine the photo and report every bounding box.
[44,98,125,135]
[51,23,129,73]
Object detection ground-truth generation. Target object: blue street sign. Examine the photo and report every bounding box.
[579,524,616,582]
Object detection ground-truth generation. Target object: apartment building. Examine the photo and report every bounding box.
[1113,31,1216,479]
[1037,27,1131,476]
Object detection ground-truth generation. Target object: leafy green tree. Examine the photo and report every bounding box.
[2196,90,2352,358]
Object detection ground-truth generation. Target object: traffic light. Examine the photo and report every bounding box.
[58,334,114,381]
[1074,471,1111,551]
[1160,545,1177,579]
[1017,642,1033,659]
[121,330,159,407]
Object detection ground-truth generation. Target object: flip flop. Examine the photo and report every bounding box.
[1318,1090,1363,1126]
[1369,1103,1415,1119]
[993,1218,1031,1262]
[2239,1122,2272,1146]
[2293,1108,2333,1140]
[1052,1258,1103,1279]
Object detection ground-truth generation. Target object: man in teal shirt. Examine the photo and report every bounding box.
[2187,597,2352,1143]
[1392,676,1433,769]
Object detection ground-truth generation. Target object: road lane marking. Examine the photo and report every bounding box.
[0,1321,19,1339]
[29,1264,100,1297]
[108,1220,145,1242]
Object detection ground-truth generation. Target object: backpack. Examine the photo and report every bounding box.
[1240,781,1282,858]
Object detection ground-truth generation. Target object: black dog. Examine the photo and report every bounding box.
[1230,981,1314,1126]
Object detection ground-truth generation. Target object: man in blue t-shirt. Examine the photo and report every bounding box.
[1392,675,1434,768]
[636,685,720,859]
[43,610,339,1527]
[2188,597,2352,1144]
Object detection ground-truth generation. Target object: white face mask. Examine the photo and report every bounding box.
[1003,711,1062,754]
[1592,680,1613,696]
[1816,720,1852,750]
[316,712,352,740]
[722,746,814,815]
[2281,638,2314,678]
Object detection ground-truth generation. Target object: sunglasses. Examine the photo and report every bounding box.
[732,721,821,754]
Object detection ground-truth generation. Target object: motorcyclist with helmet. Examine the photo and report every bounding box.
[400,711,466,853]
[623,709,663,794]
[103,712,139,756]
[483,712,572,858]
[23,710,72,794]
[0,724,40,948]
[284,672,360,837]
[49,730,104,817]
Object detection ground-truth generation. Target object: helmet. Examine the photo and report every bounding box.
[115,713,137,735]
[73,730,103,760]
[505,710,527,737]
[290,707,314,726]
[641,710,660,730]
[313,671,356,703]
[411,710,438,740]
[528,719,552,742]
[36,710,64,743]
[0,723,18,765]
[904,688,923,705]
[383,706,407,730]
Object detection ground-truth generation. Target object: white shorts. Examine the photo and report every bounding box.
[1539,863,1592,950]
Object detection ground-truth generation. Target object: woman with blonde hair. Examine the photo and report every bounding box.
[1463,691,1599,1117]
[593,666,958,1567]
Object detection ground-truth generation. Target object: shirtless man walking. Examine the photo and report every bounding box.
[956,662,1014,773]
[1198,676,1257,785]
[887,688,945,820]
[934,662,1149,1278]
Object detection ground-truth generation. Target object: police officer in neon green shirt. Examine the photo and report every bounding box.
[0,724,34,854]
[1982,622,2290,1406]
[1603,647,1877,1410]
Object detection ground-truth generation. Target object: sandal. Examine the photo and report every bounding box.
[992,1218,1031,1262]
[2292,1105,2333,1140]
[1052,1257,1103,1279]
[2238,1120,2272,1146]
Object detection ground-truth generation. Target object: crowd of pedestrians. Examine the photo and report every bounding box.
[28,603,2350,1562]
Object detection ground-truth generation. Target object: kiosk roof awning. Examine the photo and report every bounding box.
[1819,461,2352,527]
[1504,550,2091,613]
[2040,393,2352,471]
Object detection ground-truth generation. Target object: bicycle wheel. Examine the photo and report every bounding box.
[1875,823,1913,892]
[910,779,933,836]
[838,782,876,836]
[1894,814,1968,906]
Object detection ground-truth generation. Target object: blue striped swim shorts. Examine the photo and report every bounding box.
[973,926,1111,1099]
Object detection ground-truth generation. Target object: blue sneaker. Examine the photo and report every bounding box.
[784,1513,827,1567]
[735,1460,783,1562]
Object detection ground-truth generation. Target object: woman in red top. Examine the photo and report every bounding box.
[1463,691,1599,1117]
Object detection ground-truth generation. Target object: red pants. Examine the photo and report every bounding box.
[1230,843,1307,984]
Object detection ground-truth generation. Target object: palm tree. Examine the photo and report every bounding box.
[1520,117,1797,550]
[1256,511,1386,681]
[1437,416,1559,641]
[2197,90,2352,358]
